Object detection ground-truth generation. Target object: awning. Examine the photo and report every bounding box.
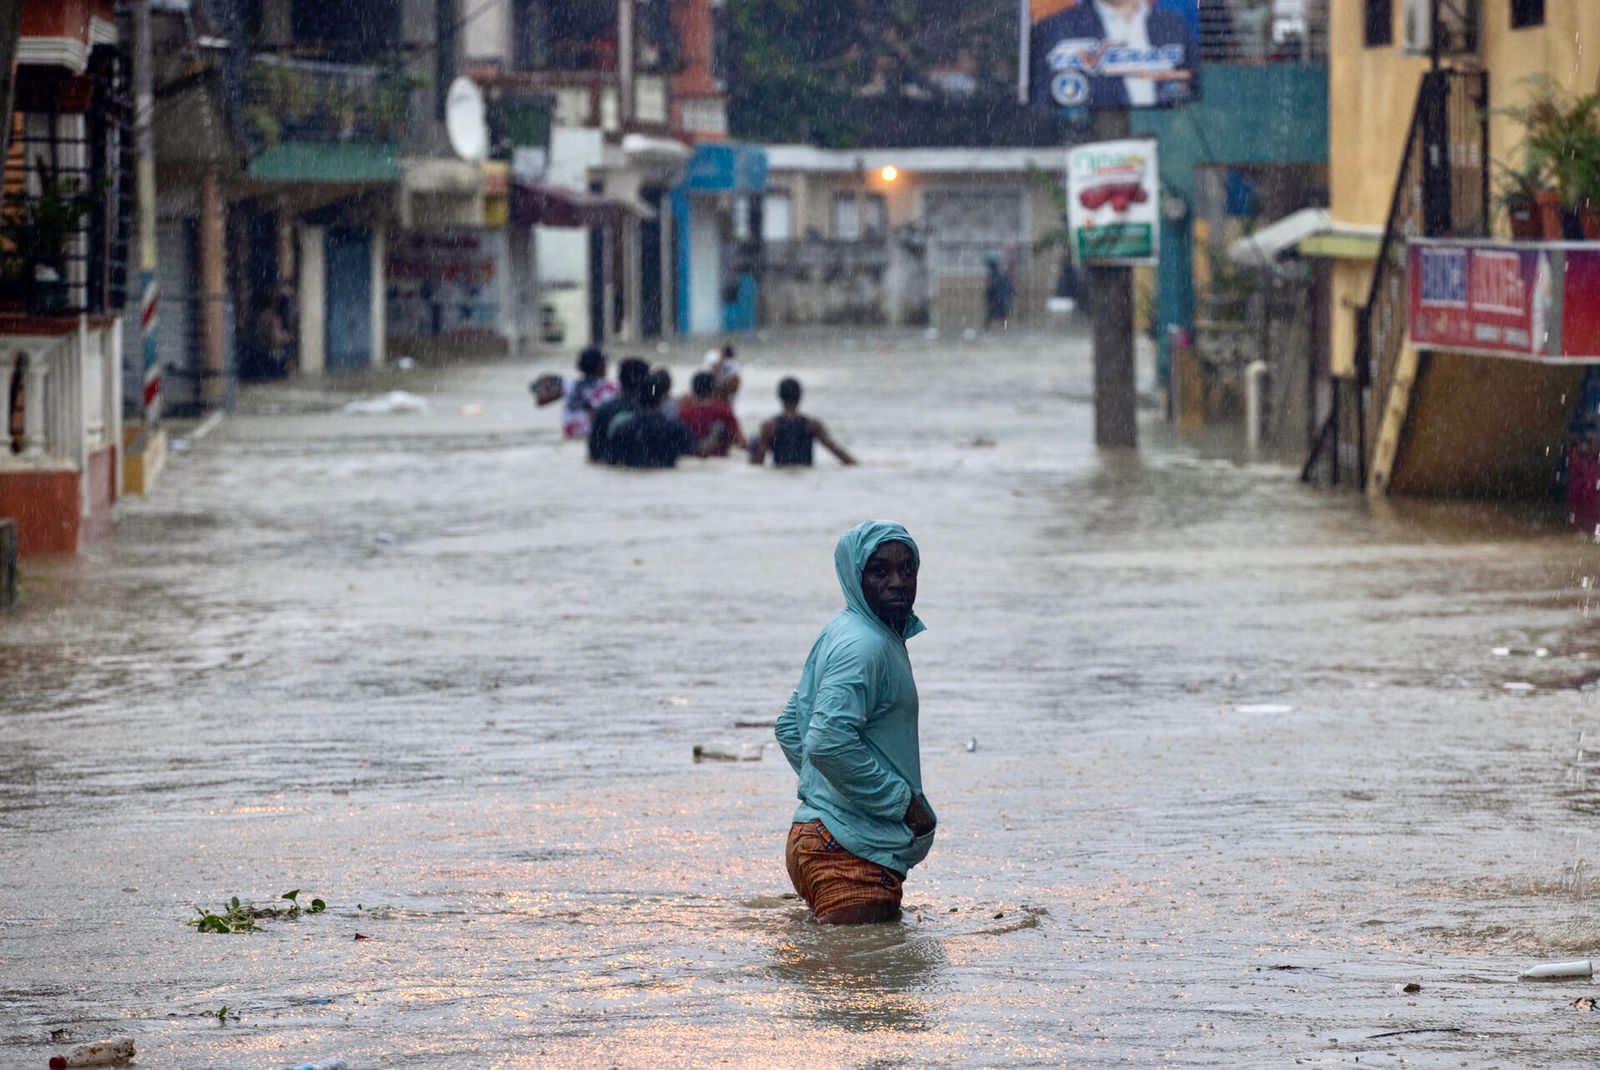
[1228,208,1387,265]
[511,179,639,228]
[1228,208,1329,266]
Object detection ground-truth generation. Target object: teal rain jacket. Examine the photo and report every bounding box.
[776,520,935,876]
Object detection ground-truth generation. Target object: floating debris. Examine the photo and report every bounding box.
[342,391,429,416]
[1519,957,1592,980]
[48,1037,134,1068]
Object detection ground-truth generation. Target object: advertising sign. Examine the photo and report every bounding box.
[1066,138,1160,265]
[1022,0,1201,112]
[1409,243,1546,358]
[1407,240,1600,363]
[387,231,501,338]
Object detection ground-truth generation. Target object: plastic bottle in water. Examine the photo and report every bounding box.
[279,1062,348,1070]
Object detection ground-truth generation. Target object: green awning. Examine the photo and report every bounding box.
[246,142,401,184]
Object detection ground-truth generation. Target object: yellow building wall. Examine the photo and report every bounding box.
[1325,1,1600,378]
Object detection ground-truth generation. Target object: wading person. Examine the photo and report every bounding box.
[609,369,700,469]
[531,346,619,440]
[776,521,935,924]
[588,357,650,464]
[749,377,856,467]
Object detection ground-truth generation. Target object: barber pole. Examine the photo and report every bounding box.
[135,0,159,426]
[141,270,158,417]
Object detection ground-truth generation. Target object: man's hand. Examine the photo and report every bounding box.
[904,793,936,837]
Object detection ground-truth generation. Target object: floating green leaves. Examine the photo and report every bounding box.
[188,890,327,934]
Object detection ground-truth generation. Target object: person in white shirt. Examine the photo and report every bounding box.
[1028,0,1199,111]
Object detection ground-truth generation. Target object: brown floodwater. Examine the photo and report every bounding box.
[5,327,1600,1068]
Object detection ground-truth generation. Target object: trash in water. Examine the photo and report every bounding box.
[664,696,689,706]
[48,1037,135,1068]
[460,402,484,416]
[1503,681,1537,692]
[1401,982,1422,993]
[1519,957,1592,980]
[1572,996,1598,1010]
[279,1061,349,1070]
[1234,703,1295,715]
[372,532,398,546]
[395,356,416,370]
[693,743,762,763]
[342,391,429,416]
[962,327,978,341]
[170,437,190,452]
[1492,647,1511,656]
[965,737,978,752]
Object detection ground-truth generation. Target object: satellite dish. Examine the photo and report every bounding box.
[445,76,488,163]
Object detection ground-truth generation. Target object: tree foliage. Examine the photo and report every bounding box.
[725,0,1071,147]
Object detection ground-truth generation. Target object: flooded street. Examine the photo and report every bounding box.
[8,326,1600,1067]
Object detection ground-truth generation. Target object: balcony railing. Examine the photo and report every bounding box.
[240,53,416,152]
[1,317,120,472]
[1198,1,1328,64]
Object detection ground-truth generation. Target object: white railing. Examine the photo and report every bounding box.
[1,317,122,492]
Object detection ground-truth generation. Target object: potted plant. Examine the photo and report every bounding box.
[1503,75,1600,239]
[3,158,94,314]
[1493,158,1545,240]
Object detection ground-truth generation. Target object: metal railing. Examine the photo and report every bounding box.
[1198,1,1329,65]
[1303,68,1487,488]
[3,46,133,318]
[238,53,413,152]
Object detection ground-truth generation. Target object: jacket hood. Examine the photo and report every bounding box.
[834,520,925,640]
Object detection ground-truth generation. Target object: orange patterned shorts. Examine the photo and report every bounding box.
[785,820,904,917]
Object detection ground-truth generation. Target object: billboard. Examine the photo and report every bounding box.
[1023,0,1201,112]
[1066,138,1160,265]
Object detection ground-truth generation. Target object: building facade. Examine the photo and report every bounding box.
[0,0,131,554]
[1309,0,1600,497]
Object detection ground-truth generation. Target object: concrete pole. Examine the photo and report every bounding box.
[199,167,224,409]
[133,0,159,426]
[0,0,25,165]
[1090,108,1136,449]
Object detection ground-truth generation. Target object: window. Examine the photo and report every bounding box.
[760,191,792,242]
[1365,0,1392,47]
[832,194,886,240]
[1511,0,1544,29]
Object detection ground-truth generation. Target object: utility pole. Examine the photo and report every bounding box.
[133,0,159,426]
[1090,108,1137,448]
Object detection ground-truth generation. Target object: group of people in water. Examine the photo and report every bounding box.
[532,343,856,470]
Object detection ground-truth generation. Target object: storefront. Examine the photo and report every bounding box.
[670,144,767,336]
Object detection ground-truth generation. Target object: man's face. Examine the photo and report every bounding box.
[861,540,918,632]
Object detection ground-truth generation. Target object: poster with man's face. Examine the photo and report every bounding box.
[1022,0,1201,112]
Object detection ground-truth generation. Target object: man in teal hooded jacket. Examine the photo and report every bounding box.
[777,520,936,924]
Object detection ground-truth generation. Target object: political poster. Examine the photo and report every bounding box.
[1022,0,1201,112]
[1066,138,1161,265]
